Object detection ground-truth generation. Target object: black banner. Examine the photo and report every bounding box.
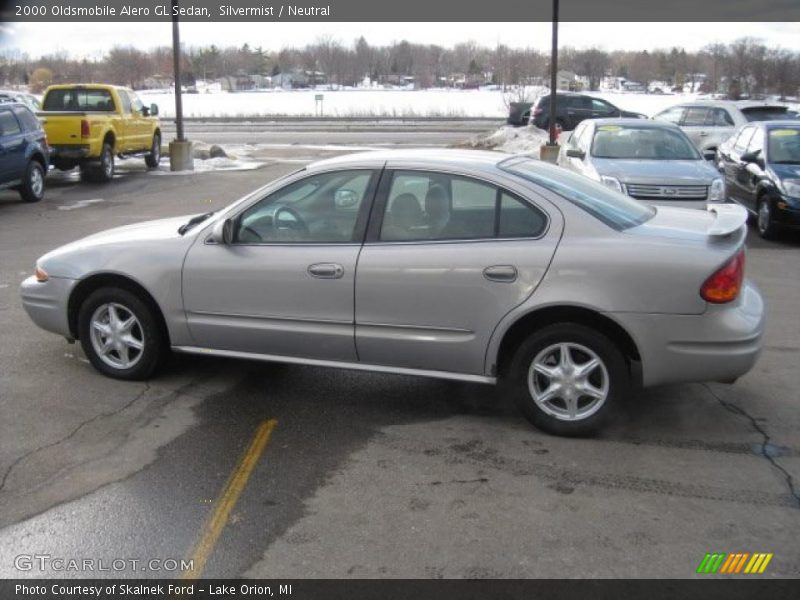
[2,579,800,600]
[2,0,800,22]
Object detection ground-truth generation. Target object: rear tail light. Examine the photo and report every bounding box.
[700,250,745,304]
[80,119,90,138]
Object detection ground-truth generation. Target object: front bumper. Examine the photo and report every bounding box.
[20,276,77,339]
[610,280,765,387]
[774,200,800,230]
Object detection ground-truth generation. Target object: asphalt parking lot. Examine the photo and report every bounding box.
[0,129,798,579]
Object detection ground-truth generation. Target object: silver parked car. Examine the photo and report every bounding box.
[20,150,764,436]
[651,100,795,154]
[557,119,725,209]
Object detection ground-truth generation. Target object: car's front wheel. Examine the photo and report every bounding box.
[145,133,161,168]
[508,323,629,436]
[19,160,46,203]
[757,196,779,240]
[78,287,166,380]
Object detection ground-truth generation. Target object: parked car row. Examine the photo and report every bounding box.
[1,84,162,203]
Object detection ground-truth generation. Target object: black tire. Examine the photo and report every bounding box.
[507,323,629,436]
[95,142,115,183]
[77,287,166,380]
[19,160,46,203]
[756,195,779,240]
[145,133,161,168]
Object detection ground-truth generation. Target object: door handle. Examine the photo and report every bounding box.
[307,263,344,279]
[483,265,517,283]
[698,131,709,137]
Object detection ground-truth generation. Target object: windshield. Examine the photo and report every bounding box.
[768,128,800,164]
[499,158,655,231]
[741,106,790,122]
[591,125,700,160]
[42,88,115,112]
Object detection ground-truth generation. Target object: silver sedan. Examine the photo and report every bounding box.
[557,119,725,209]
[21,150,764,436]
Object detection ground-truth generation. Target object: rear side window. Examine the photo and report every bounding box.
[43,89,115,112]
[0,110,21,136]
[734,126,755,152]
[742,107,789,122]
[500,158,654,231]
[12,106,41,132]
[380,171,547,242]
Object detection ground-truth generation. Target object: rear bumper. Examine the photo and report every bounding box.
[20,276,77,339]
[610,280,765,387]
[49,145,90,159]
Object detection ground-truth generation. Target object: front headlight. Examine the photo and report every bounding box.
[781,178,800,199]
[600,176,624,193]
[709,178,725,202]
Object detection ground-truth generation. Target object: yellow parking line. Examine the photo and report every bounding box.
[182,418,278,580]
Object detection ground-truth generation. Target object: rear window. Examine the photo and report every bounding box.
[43,89,115,112]
[499,158,654,231]
[741,106,789,122]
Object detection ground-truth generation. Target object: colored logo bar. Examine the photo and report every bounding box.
[697,553,773,574]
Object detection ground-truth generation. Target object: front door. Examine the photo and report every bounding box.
[355,169,562,376]
[0,108,25,183]
[182,169,379,361]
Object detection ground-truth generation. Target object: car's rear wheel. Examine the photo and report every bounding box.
[95,142,115,183]
[78,287,166,380]
[508,323,629,436]
[19,160,45,203]
[757,196,779,240]
[145,133,161,168]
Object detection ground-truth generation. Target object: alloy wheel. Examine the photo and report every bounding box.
[89,302,144,369]
[527,342,609,421]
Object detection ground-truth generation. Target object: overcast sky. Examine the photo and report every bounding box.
[1,22,799,58]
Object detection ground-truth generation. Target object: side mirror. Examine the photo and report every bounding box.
[150,103,159,117]
[703,150,717,162]
[210,218,235,244]
[566,148,586,160]
[334,189,359,208]
[141,106,150,117]
[740,150,761,164]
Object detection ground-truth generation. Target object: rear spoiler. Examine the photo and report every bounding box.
[706,204,748,237]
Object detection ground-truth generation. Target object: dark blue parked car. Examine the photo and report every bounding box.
[0,102,49,203]
[718,120,800,239]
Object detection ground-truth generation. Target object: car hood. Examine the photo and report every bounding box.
[771,163,800,180]
[592,158,718,184]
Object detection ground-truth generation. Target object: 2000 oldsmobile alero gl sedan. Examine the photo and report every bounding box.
[21,150,764,436]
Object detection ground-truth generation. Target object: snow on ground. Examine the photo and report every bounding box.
[462,125,551,154]
[139,88,716,120]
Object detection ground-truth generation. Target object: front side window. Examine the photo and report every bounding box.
[500,158,654,231]
[129,92,145,113]
[379,171,547,242]
[746,129,764,156]
[236,170,374,243]
[0,109,21,136]
[653,106,685,125]
[682,107,711,126]
[118,90,132,113]
[734,126,755,153]
[591,99,615,114]
[43,88,116,112]
[591,125,700,160]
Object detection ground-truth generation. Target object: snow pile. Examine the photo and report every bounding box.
[462,125,551,154]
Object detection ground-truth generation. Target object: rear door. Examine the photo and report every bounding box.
[726,126,756,203]
[0,108,25,183]
[354,167,563,376]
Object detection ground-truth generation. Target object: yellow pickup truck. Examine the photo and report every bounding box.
[39,84,162,182]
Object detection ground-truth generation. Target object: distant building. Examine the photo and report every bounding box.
[272,69,327,89]
[556,70,577,90]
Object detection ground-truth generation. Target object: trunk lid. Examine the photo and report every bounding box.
[37,112,88,146]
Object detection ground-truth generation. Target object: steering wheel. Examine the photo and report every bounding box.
[274,206,309,233]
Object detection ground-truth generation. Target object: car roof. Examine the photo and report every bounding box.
[763,120,800,128]
[669,99,788,110]
[0,101,29,110]
[589,118,678,129]
[306,148,512,171]
[44,84,120,91]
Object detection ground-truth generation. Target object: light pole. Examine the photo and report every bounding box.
[540,0,561,163]
[169,0,193,171]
